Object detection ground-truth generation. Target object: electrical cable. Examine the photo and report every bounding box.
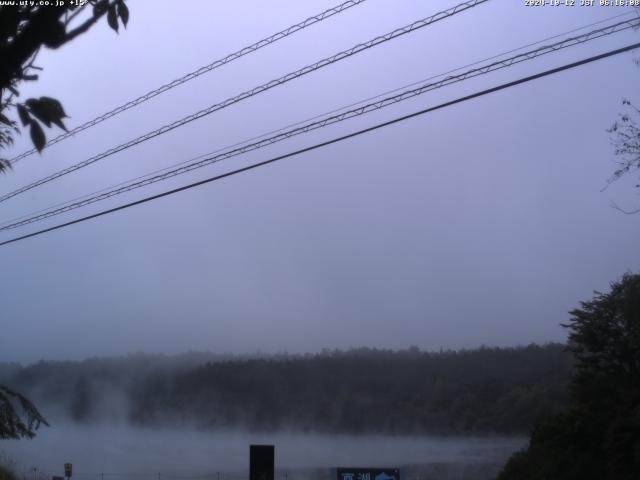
[2,9,631,229]
[1,17,636,231]
[1,41,638,248]
[7,0,368,164]
[0,0,490,204]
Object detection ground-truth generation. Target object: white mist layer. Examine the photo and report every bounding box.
[0,424,524,478]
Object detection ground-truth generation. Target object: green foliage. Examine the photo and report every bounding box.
[0,384,48,439]
[498,273,640,480]
[0,0,129,158]
[0,345,572,435]
[24,97,68,130]
[0,97,18,173]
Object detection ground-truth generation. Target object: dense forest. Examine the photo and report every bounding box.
[0,344,572,435]
[498,273,640,480]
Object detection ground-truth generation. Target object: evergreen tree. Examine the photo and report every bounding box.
[498,273,640,480]
[0,384,48,439]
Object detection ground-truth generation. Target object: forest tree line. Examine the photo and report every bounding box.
[0,344,571,435]
[497,273,640,480]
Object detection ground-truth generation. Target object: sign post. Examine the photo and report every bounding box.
[250,445,274,480]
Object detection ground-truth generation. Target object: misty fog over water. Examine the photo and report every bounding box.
[0,347,561,479]
[1,424,524,480]
[3,0,638,478]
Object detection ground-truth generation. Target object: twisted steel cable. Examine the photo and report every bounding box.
[1,10,634,230]
[0,0,490,204]
[2,41,639,248]
[2,16,636,232]
[8,0,368,165]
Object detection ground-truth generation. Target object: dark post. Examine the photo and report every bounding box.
[250,445,274,480]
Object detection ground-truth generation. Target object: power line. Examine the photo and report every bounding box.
[1,41,638,248]
[7,0,368,165]
[0,0,489,205]
[2,17,636,231]
[6,9,632,227]
[7,6,633,219]
[12,9,629,231]
[2,17,635,229]
[8,13,631,232]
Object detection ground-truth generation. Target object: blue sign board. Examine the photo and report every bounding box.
[337,468,400,480]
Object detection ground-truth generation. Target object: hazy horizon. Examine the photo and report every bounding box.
[0,341,569,366]
[1,0,639,363]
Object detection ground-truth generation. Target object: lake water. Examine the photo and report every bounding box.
[0,424,525,480]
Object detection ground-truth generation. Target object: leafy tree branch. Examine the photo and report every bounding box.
[0,0,129,174]
[0,384,48,440]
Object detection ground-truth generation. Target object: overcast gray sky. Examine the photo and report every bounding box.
[1,0,639,363]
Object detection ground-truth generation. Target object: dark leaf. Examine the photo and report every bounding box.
[0,113,13,127]
[50,116,67,131]
[0,385,48,439]
[42,20,67,48]
[26,99,51,127]
[16,104,30,126]
[0,159,12,174]
[107,4,118,32]
[30,121,46,152]
[24,97,68,131]
[92,0,108,16]
[117,0,129,27]
[39,96,68,118]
